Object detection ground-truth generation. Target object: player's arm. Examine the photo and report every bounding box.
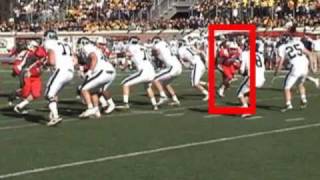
[88,52,98,74]
[121,50,132,70]
[302,47,313,60]
[274,54,284,77]
[274,46,285,76]
[47,49,56,66]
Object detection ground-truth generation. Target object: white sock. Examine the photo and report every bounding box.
[150,97,157,106]
[49,101,59,118]
[99,96,108,108]
[87,103,93,109]
[172,95,179,102]
[93,106,99,111]
[123,95,129,104]
[160,91,167,98]
[301,94,307,103]
[17,99,29,109]
[286,101,292,107]
[107,98,115,106]
[242,103,248,108]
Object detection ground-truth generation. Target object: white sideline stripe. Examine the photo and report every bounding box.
[164,113,184,117]
[285,117,305,122]
[1,122,320,179]
[246,116,263,120]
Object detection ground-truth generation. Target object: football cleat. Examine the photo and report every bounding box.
[47,116,63,127]
[157,97,169,106]
[79,108,100,118]
[116,103,130,110]
[241,114,252,118]
[104,104,115,114]
[315,78,319,88]
[169,100,181,106]
[14,106,29,115]
[300,101,307,109]
[217,88,224,98]
[280,105,293,112]
[153,105,159,111]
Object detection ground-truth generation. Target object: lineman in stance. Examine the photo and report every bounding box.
[119,37,158,110]
[151,36,182,106]
[178,39,208,101]
[77,37,116,118]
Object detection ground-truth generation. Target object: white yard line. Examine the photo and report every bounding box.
[246,116,263,120]
[0,122,320,179]
[164,113,184,117]
[203,114,221,118]
[285,117,306,122]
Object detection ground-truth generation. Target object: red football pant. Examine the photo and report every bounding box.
[21,77,42,99]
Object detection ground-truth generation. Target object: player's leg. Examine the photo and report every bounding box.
[101,72,116,114]
[237,77,250,107]
[145,83,158,110]
[306,75,319,88]
[79,70,108,118]
[91,94,101,118]
[218,68,232,97]
[192,64,208,101]
[120,70,143,108]
[166,84,180,106]
[46,69,73,126]
[14,77,32,114]
[298,76,308,108]
[153,67,173,105]
[45,70,63,125]
[281,72,297,112]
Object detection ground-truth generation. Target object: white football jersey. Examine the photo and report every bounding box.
[240,50,265,85]
[178,46,202,65]
[278,40,309,67]
[255,51,265,80]
[126,44,151,70]
[169,40,178,56]
[44,39,74,70]
[82,44,115,72]
[153,41,181,67]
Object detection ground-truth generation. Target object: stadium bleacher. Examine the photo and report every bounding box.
[0,0,319,32]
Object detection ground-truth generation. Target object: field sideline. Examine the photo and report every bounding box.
[0,66,320,180]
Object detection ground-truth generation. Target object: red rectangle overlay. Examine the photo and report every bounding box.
[208,24,256,115]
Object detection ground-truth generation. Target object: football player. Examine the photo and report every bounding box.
[237,40,266,117]
[151,36,182,106]
[76,37,116,118]
[217,42,241,97]
[119,36,158,110]
[13,41,46,114]
[43,30,75,126]
[178,39,208,101]
[275,35,313,112]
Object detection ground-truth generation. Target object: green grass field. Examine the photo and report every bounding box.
[0,66,320,180]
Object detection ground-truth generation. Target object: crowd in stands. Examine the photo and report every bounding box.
[0,0,320,32]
